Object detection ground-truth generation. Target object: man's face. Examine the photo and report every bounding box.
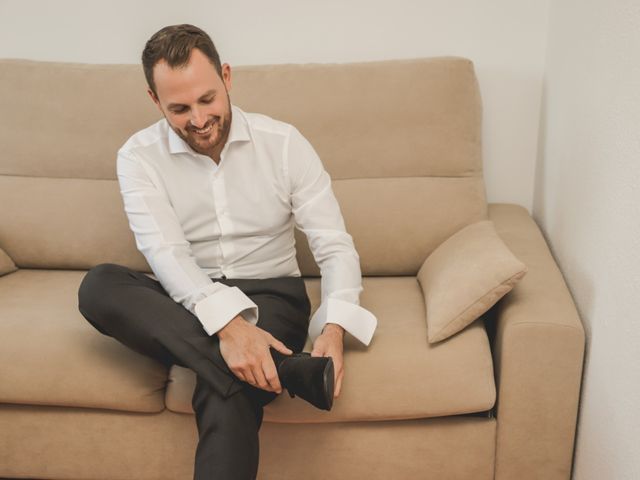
[149,48,232,160]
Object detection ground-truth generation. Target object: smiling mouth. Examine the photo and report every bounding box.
[192,121,215,135]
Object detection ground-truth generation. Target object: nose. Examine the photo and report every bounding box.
[189,107,208,129]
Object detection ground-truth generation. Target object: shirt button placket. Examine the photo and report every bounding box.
[213,169,233,278]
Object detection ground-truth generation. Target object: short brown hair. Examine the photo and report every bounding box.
[142,24,222,98]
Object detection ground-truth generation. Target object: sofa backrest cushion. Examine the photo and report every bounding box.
[0,57,487,275]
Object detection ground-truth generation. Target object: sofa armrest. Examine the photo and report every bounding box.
[0,246,17,277]
[487,203,585,480]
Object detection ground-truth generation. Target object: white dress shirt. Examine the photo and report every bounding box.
[116,104,377,346]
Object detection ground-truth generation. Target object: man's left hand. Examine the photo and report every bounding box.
[311,323,345,398]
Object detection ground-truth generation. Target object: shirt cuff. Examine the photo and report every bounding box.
[194,286,259,336]
[309,297,377,346]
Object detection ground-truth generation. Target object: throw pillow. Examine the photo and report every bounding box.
[417,220,527,343]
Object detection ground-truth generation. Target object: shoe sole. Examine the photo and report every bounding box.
[323,357,335,411]
[286,352,335,411]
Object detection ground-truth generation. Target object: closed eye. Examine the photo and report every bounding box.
[169,94,215,114]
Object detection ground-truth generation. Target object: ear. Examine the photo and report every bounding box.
[147,88,163,114]
[221,63,232,93]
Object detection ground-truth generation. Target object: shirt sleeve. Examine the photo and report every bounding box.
[285,127,377,346]
[116,150,259,335]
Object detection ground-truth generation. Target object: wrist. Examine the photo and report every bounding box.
[322,323,345,338]
[217,315,246,340]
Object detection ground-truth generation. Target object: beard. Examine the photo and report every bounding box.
[170,93,232,158]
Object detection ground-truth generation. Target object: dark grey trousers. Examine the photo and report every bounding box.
[77,263,311,480]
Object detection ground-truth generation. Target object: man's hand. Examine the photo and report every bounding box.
[311,323,345,398]
[218,315,292,393]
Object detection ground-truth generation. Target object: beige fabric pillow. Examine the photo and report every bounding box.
[417,220,527,343]
[0,247,17,277]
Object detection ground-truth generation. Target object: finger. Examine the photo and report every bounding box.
[251,363,271,391]
[331,353,343,396]
[269,337,293,355]
[332,353,343,373]
[233,369,247,383]
[335,369,344,397]
[262,356,282,393]
[242,368,258,388]
[310,343,325,357]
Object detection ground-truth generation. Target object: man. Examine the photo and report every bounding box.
[77,24,377,480]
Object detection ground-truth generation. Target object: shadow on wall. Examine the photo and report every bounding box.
[565,257,595,480]
[532,81,547,224]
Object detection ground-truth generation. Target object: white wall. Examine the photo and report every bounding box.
[534,0,640,479]
[0,0,550,210]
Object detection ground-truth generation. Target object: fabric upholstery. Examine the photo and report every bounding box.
[0,57,487,275]
[488,204,585,480]
[417,220,527,343]
[0,247,17,277]
[0,405,496,480]
[0,174,486,276]
[0,270,168,412]
[165,277,496,420]
[0,268,495,418]
[0,57,482,180]
[0,175,149,272]
[0,59,160,180]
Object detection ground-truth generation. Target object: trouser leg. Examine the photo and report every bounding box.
[190,273,312,480]
[191,375,262,480]
[77,262,311,479]
[77,263,242,397]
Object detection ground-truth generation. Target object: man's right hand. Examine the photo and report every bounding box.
[217,315,293,393]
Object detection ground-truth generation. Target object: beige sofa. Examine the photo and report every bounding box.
[0,57,585,480]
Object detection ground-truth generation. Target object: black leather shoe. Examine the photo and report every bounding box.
[272,351,335,411]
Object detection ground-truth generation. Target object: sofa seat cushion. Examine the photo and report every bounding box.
[0,269,168,413]
[165,276,496,422]
[0,247,17,277]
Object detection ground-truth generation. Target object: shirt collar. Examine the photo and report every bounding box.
[167,104,250,156]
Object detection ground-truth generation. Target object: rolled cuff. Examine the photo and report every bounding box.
[194,286,259,336]
[309,297,377,346]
